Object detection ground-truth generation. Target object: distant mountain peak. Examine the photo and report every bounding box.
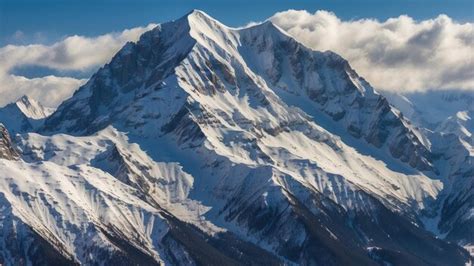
[0,95,53,134]
[15,95,53,119]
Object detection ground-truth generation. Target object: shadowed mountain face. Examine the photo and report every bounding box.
[0,10,472,265]
[0,125,19,160]
[383,89,474,247]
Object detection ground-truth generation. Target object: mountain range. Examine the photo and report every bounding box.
[0,10,472,265]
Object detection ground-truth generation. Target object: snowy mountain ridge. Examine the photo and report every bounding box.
[0,10,472,265]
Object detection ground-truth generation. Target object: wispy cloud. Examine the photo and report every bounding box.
[0,23,156,107]
[269,10,474,93]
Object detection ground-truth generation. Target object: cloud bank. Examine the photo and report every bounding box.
[269,10,474,93]
[0,23,156,107]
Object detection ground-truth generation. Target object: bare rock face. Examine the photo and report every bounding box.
[0,124,19,160]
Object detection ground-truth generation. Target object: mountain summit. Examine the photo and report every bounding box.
[1,10,472,265]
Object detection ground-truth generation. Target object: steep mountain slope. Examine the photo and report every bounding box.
[3,126,281,265]
[0,124,19,160]
[237,23,433,172]
[0,10,471,265]
[383,90,474,250]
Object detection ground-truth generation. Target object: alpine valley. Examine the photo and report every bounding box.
[0,10,472,266]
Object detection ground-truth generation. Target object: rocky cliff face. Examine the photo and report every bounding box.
[0,124,18,160]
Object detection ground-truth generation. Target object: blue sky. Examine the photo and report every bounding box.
[1,0,473,45]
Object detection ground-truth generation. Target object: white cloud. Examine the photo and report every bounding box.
[269,10,474,93]
[0,23,156,107]
[0,74,86,108]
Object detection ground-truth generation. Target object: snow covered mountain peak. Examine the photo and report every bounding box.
[186,9,224,26]
[0,95,53,134]
[44,11,433,173]
[43,12,441,210]
[2,11,472,265]
[15,95,53,119]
